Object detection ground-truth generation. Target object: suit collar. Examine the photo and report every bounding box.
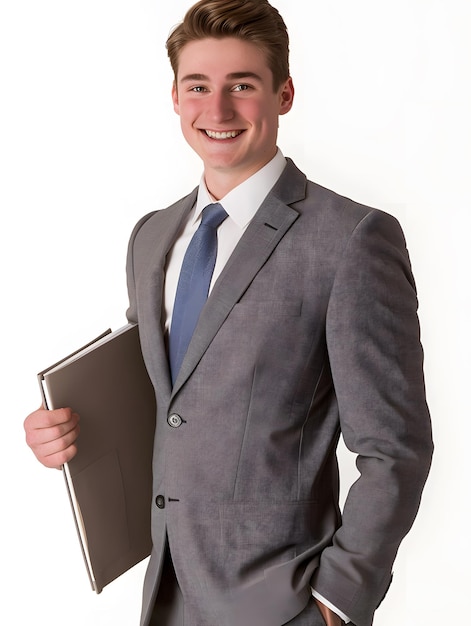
[270,157,307,207]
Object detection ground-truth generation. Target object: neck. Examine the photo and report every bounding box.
[204,171,248,201]
[203,151,278,200]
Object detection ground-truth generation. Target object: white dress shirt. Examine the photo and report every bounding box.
[162,148,350,624]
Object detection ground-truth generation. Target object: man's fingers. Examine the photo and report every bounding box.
[24,407,80,469]
[25,411,79,447]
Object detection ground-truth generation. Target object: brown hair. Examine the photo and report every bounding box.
[166,0,290,91]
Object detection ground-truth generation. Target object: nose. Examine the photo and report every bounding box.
[207,90,234,123]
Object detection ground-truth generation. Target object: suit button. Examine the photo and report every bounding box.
[168,413,183,428]
[155,495,165,509]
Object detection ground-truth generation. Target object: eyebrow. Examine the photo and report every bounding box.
[179,71,263,83]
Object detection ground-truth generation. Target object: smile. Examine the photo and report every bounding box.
[204,130,243,140]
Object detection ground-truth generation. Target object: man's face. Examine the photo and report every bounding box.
[172,37,294,190]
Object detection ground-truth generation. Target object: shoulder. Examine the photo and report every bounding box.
[282,158,403,246]
[128,188,198,247]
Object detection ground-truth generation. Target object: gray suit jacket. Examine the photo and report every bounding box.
[126,158,433,626]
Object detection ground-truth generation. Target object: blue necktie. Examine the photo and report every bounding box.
[169,203,228,384]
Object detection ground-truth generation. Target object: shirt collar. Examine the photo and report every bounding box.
[194,149,287,228]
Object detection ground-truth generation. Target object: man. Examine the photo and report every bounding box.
[24,1,433,625]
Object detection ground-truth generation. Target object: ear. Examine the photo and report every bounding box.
[172,82,180,115]
[279,77,294,116]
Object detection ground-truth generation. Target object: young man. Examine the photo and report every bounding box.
[24,1,433,625]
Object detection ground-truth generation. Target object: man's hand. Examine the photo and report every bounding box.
[24,407,80,469]
[314,598,343,626]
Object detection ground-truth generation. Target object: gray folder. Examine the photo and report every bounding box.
[38,323,156,593]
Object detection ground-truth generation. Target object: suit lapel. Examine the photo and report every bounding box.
[141,191,197,403]
[171,161,306,396]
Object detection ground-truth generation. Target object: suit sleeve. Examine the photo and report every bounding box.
[313,209,433,626]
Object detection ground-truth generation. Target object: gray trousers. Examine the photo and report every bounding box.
[149,549,184,626]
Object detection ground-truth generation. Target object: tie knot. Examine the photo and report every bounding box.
[201,203,228,230]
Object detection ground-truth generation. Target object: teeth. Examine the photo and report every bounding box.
[205,130,242,140]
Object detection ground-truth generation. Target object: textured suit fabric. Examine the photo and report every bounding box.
[125,158,433,626]
[151,556,332,626]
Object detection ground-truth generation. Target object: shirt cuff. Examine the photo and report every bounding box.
[311,588,351,623]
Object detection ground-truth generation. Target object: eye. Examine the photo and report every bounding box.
[232,84,251,92]
[190,85,207,93]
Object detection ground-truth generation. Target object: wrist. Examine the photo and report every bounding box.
[314,598,343,626]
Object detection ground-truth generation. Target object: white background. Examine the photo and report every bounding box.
[1,1,469,624]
